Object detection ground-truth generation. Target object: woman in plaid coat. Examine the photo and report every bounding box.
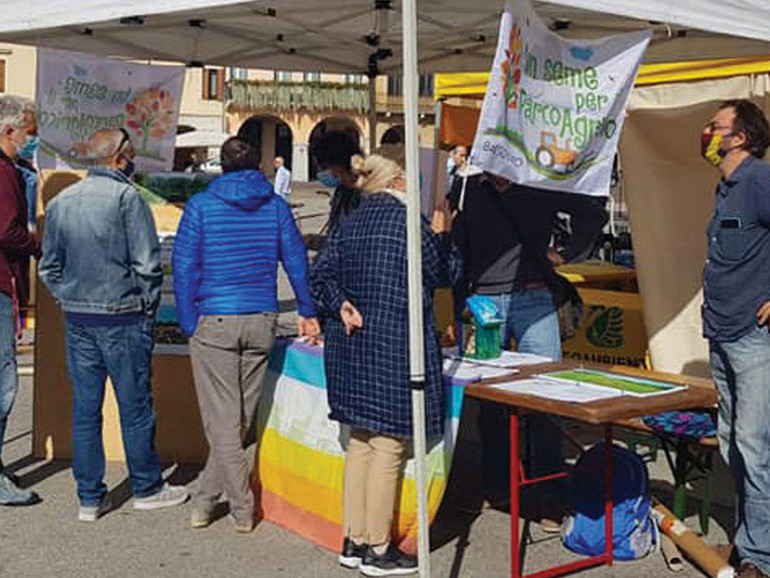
[310,152,460,575]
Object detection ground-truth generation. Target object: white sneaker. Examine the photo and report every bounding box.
[79,494,112,522]
[133,484,188,511]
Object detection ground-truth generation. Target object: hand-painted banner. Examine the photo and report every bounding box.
[471,0,650,196]
[36,48,184,172]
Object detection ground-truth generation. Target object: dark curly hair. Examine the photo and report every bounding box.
[310,130,362,171]
[720,99,770,158]
[220,137,260,173]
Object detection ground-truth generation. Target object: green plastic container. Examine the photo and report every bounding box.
[466,318,502,360]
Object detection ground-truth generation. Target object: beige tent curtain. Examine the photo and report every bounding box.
[620,76,770,377]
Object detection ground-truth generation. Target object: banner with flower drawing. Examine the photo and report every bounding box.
[36,48,184,172]
[471,0,650,196]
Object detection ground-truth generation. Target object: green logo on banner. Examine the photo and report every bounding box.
[586,306,624,349]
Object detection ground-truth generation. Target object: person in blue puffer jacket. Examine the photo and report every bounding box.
[172,137,319,533]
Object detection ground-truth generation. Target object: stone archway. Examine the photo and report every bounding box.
[236,114,293,178]
[307,116,363,180]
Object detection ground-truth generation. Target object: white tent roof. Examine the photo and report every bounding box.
[1,1,769,73]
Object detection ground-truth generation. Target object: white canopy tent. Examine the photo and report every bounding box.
[3,1,770,73]
[4,3,770,577]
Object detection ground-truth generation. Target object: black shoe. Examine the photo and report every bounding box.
[738,562,770,578]
[359,545,418,576]
[3,472,21,487]
[338,537,368,569]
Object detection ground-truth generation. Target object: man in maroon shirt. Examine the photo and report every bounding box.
[0,95,41,506]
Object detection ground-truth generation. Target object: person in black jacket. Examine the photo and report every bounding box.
[450,171,607,528]
[310,131,363,242]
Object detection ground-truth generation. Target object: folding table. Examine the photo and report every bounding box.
[465,363,718,578]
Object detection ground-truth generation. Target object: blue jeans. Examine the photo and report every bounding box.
[0,293,18,472]
[490,288,562,361]
[482,289,563,504]
[710,326,770,574]
[64,315,162,506]
[492,288,563,471]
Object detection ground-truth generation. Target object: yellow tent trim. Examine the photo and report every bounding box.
[435,57,770,99]
[637,57,770,85]
[434,72,491,98]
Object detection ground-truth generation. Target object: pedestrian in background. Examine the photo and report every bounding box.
[273,155,291,201]
[445,144,468,193]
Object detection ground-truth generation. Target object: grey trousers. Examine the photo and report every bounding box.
[190,313,277,523]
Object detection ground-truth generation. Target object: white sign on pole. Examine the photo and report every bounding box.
[36,48,185,172]
[471,0,650,196]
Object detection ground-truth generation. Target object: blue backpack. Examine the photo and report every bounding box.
[562,442,658,561]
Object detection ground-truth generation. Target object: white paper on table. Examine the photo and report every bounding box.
[443,347,552,368]
[489,376,624,403]
[442,358,517,380]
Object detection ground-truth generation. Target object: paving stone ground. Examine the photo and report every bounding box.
[0,183,733,578]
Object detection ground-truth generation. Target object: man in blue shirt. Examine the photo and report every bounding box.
[701,99,770,578]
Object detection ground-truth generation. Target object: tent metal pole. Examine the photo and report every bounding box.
[369,77,378,153]
[402,0,430,576]
[431,97,445,211]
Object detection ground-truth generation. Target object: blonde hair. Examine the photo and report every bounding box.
[351,153,405,194]
[375,143,405,169]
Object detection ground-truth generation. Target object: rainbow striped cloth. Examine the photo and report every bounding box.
[254,338,472,555]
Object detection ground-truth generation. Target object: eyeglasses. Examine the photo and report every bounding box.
[116,128,131,156]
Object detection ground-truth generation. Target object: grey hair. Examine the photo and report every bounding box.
[0,95,35,132]
[94,129,130,159]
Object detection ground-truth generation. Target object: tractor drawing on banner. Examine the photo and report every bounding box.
[535,131,577,173]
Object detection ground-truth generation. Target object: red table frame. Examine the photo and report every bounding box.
[509,411,614,578]
[465,362,717,578]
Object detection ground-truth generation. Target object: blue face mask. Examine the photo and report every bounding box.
[120,159,136,179]
[316,169,341,188]
[17,136,38,161]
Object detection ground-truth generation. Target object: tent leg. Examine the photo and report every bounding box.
[403,0,430,576]
[431,98,445,213]
[369,78,378,153]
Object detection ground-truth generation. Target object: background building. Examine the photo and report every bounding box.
[0,43,437,181]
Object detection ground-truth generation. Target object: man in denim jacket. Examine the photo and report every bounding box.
[39,129,187,522]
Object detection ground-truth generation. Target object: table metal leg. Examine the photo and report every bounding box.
[508,415,614,578]
[604,424,614,566]
[511,410,521,578]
